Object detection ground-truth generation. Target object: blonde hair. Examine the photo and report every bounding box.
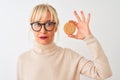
[30,3,59,26]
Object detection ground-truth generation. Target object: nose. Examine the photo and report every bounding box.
[40,26,47,33]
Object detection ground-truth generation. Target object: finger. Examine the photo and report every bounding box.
[74,11,81,22]
[86,13,91,24]
[68,34,76,38]
[80,11,85,22]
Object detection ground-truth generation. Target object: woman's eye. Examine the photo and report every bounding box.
[34,23,41,26]
[45,22,51,26]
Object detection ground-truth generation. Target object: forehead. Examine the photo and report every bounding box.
[39,12,51,23]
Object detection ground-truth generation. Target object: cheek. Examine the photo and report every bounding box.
[49,30,56,39]
[49,32,54,38]
[55,26,58,32]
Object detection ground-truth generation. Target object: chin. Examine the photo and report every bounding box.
[41,43,49,45]
[37,41,52,45]
[36,38,53,45]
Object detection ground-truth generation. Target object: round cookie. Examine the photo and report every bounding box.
[64,22,76,35]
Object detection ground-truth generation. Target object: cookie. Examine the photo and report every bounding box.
[64,22,76,35]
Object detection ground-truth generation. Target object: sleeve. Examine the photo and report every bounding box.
[78,34,112,80]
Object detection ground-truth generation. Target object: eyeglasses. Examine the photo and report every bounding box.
[30,21,56,32]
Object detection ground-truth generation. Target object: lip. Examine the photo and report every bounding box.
[39,36,48,39]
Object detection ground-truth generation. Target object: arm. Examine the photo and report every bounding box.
[79,34,112,79]
[68,11,112,79]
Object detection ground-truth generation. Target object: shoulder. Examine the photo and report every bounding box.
[62,47,83,59]
[18,50,32,62]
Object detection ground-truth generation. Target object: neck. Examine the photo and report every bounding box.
[33,41,58,56]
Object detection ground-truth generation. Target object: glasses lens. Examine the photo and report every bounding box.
[45,22,56,31]
[31,22,41,32]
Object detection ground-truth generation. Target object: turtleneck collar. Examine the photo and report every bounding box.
[32,42,58,56]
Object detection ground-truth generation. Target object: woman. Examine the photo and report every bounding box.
[17,3,112,80]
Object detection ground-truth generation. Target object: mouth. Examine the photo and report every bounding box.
[39,36,48,40]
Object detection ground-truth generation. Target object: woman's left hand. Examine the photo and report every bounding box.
[68,11,91,40]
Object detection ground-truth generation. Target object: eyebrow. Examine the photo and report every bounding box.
[38,20,51,24]
[30,20,56,25]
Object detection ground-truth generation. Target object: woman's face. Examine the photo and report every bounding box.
[32,12,57,45]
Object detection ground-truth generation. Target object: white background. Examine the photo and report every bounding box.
[0,0,120,80]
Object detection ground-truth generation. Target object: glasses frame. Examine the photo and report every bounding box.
[30,21,56,32]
